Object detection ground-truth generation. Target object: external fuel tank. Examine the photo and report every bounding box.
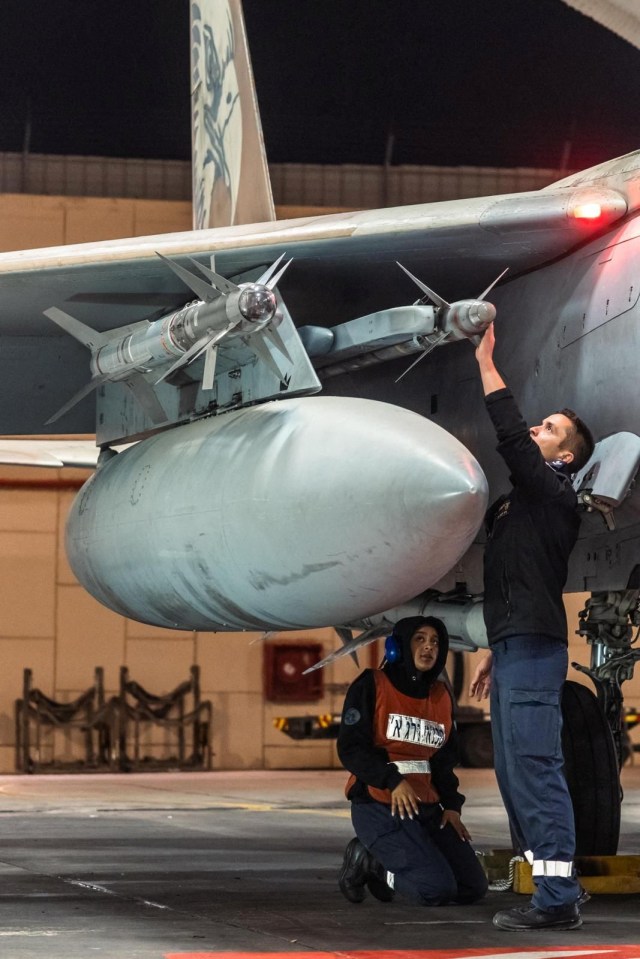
[66,396,488,631]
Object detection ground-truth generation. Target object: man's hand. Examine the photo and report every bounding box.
[474,324,506,395]
[469,651,493,700]
[475,322,496,366]
[390,779,420,820]
[440,808,471,842]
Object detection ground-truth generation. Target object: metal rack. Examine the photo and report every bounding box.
[117,665,212,771]
[15,666,211,773]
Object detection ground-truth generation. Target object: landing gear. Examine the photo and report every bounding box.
[574,581,640,765]
[561,680,620,855]
[566,574,640,854]
[458,718,494,768]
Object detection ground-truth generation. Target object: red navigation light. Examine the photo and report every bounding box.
[571,202,602,220]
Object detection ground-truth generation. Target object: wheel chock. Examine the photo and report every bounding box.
[514,855,640,895]
[478,850,640,895]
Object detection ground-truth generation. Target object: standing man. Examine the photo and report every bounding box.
[469,323,594,931]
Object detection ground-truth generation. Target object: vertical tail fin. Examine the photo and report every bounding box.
[191,0,276,229]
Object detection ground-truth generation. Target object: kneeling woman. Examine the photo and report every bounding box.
[337,616,488,905]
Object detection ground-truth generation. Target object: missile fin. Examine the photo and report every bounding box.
[303,625,389,673]
[265,258,292,291]
[187,258,239,294]
[45,375,109,425]
[123,374,167,425]
[395,330,449,383]
[156,253,221,302]
[155,323,234,385]
[477,266,509,301]
[243,333,287,380]
[263,323,293,363]
[44,307,109,352]
[202,345,218,391]
[396,262,450,308]
[335,626,359,668]
[255,252,286,286]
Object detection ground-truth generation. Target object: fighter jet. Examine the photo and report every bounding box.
[0,0,638,852]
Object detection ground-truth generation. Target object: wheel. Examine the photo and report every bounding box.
[451,651,465,701]
[561,680,621,856]
[458,722,494,768]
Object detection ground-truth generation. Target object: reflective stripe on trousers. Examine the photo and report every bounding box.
[524,850,573,877]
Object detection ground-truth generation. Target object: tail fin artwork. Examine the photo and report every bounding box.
[191,0,276,229]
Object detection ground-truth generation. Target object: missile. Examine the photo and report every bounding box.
[66,396,488,631]
[395,264,508,381]
[43,254,292,424]
[299,267,509,384]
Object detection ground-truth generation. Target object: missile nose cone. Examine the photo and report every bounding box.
[476,301,496,324]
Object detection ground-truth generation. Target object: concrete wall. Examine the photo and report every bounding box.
[0,151,565,207]
[0,194,192,252]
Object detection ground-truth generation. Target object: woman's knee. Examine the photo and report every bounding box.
[455,870,489,903]
[407,873,458,906]
[408,865,488,906]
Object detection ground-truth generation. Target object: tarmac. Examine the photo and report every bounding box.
[0,765,638,959]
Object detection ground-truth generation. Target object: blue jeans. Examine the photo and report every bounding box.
[351,800,487,905]
[491,634,579,909]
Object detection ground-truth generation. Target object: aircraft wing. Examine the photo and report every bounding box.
[0,439,133,467]
[561,0,640,50]
[0,181,627,436]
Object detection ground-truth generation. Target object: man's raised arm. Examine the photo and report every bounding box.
[475,325,505,396]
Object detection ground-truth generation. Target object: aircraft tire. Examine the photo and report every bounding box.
[561,679,621,856]
[451,652,465,701]
[458,722,494,768]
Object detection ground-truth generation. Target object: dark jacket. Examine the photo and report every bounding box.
[337,616,465,812]
[483,388,580,644]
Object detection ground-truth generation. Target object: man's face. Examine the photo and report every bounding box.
[529,413,574,465]
[410,625,440,672]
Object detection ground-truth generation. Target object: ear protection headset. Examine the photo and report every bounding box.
[384,633,402,663]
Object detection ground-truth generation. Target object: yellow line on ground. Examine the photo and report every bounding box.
[192,800,350,817]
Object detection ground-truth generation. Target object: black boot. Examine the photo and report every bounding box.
[338,838,370,903]
[366,856,394,902]
[493,903,582,930]
[577,884,591,906]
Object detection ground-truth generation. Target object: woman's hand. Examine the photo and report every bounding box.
[390,779,420,820]
[440,808,471,842]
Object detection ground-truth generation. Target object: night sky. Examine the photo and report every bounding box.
[1,0,640,172]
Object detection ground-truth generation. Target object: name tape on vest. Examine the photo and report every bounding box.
[386,713,445,748]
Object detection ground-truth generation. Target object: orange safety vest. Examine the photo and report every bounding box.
[346,670,453,805]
